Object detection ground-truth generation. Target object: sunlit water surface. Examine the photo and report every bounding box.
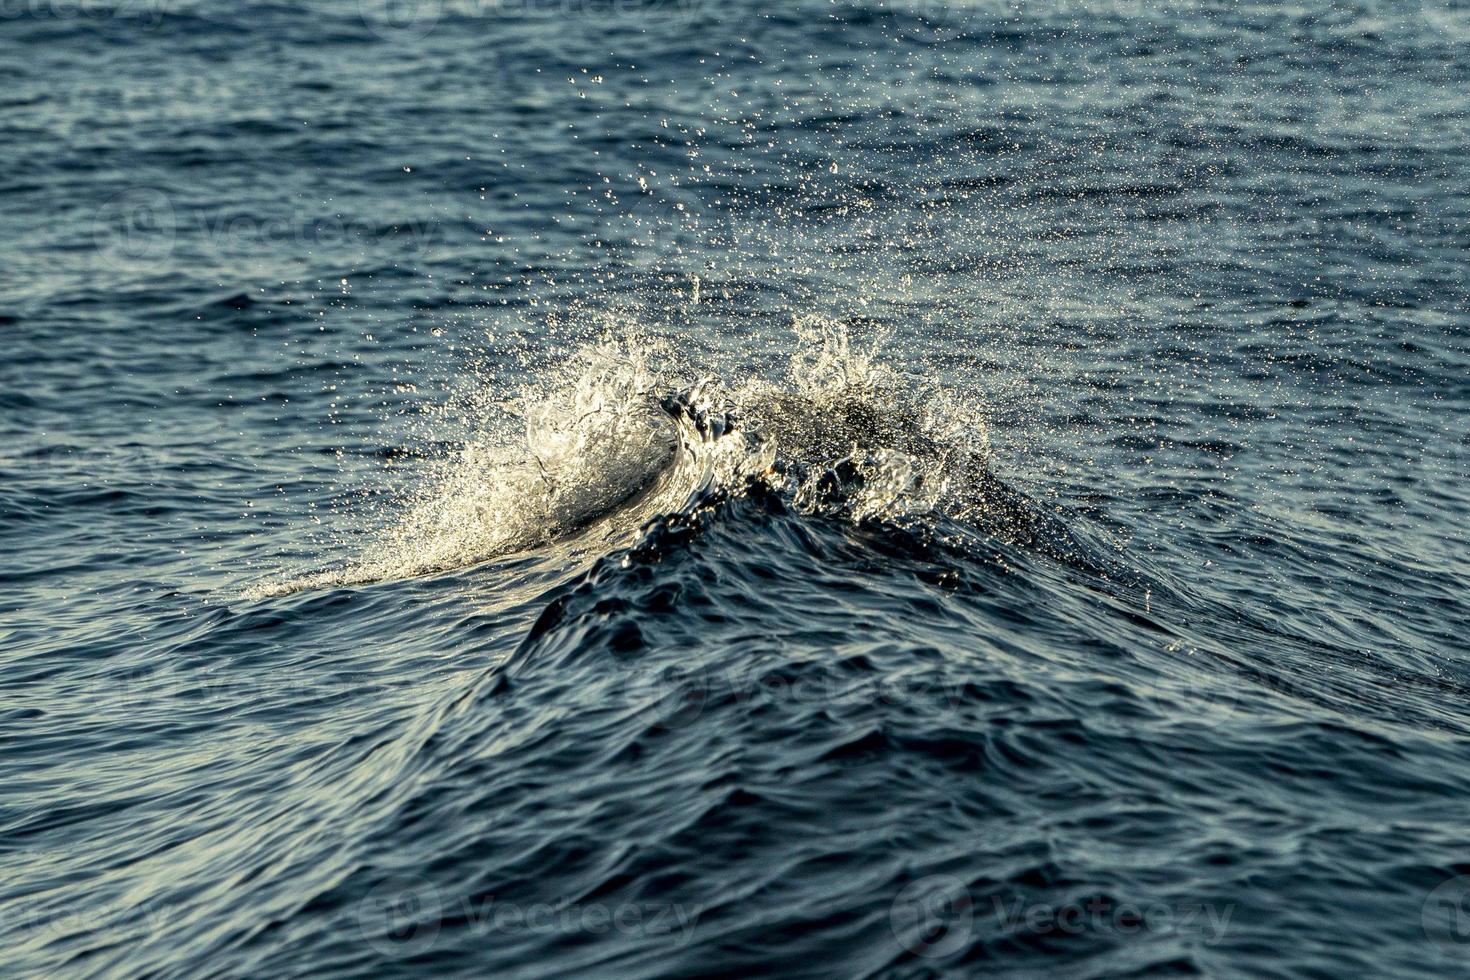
[2,1,1469,976]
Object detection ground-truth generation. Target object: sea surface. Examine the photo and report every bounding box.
[3,0,1469,976]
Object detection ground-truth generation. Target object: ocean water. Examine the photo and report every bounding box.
[3,0,1469,976]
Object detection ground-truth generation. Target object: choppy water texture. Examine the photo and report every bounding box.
[4,1,1470,976]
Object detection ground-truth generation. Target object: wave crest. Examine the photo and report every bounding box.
[246,320,1000,598]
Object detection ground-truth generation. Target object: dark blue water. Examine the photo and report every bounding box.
[4,0,1470,976]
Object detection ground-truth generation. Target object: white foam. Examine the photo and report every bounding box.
[245,320,991,598]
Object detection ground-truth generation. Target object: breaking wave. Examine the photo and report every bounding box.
[245,318,1068,599]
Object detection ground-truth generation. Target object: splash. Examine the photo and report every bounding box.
[246,320,1003,598]
[740,315,991,522]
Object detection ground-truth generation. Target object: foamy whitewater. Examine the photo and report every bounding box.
[247,319,1011,598]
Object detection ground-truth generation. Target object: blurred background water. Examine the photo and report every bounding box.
[2,0,1469,976]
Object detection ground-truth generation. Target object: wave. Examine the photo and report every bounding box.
[245,318,1080,599]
